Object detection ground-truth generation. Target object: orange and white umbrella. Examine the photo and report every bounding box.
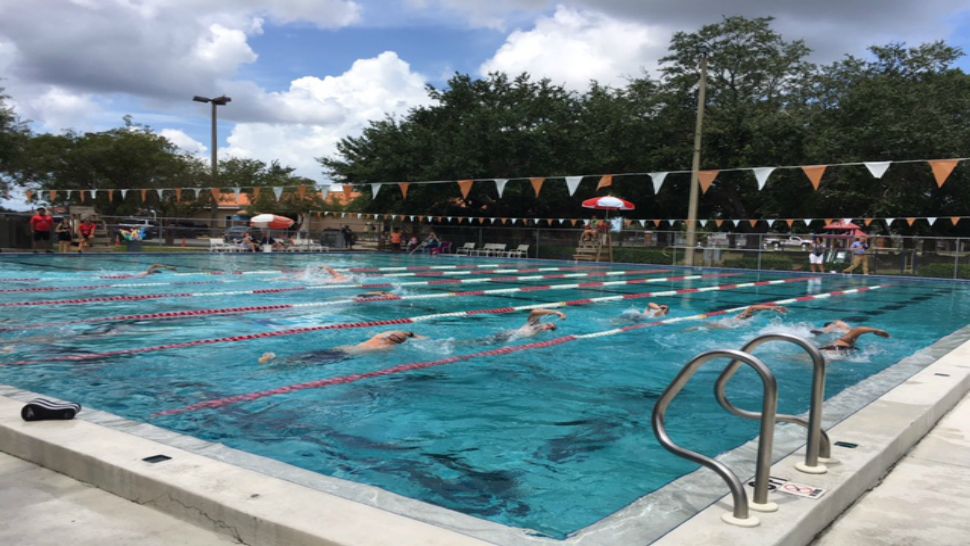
[250,214,294,230]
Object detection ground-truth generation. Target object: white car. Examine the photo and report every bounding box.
[763,235,812,251]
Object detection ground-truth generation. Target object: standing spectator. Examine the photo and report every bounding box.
[341,225,355,249]
[30,207,54,252]
[77,217,97,253]
[55,216,73,253]
[809,237,825,273]
[842,236,870,275]
[390,227,403,251]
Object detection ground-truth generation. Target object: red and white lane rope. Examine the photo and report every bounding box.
[0,280,232,295]
[0,268,676,308]
[3,274,792,366]
[153,283,882,416]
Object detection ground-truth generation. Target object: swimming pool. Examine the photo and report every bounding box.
[1,253,968,539]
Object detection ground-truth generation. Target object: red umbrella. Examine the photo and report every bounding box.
[823,220,861,231]
[582,196,635,211]
[250,214,295,230]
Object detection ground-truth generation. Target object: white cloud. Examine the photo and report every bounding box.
[192,24,258,68]
[159,128,208,156]
[223,51,433,182]
[20,87,102,133]
[480,6,667,89]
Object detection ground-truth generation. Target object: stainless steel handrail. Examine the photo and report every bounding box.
[714,333,830,472]
[652,349,778,525]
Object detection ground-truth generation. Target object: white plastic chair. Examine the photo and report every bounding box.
[456,242,476,255]
[506,244,529,258]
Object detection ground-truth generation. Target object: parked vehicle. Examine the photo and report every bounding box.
[763,235,812,251]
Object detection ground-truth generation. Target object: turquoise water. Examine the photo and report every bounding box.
[1,253,968,538]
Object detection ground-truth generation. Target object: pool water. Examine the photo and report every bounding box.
[1,253,968,538]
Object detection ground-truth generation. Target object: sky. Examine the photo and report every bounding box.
[2,0,969,194]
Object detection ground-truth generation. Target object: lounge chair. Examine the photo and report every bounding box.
[506,244,529,258]
[456,242,477,255]
[208,238,235,253]
[474,243,506,257]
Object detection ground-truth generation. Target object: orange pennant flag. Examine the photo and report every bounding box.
[570,219,578,226]
[802,165,827,190]
[906,217,917,227]
[530,177,545,198]
[25,190,34,202]
[748,219,758,228]
[175,188,182,203]
[457,180,474,200]
[252,187,261,201]
[785,219,794,228]
[653,219,661,227]
[210,188,221,202]
[49,190,58,201]
[501,218,508,224]
[140,189,148,203]
[398,183,410,200]
[698,170,719,194]
[929,159,959,188]
[824,218,833,225]
[864,218,874,227]
[478,217,486,224]
[596,175,613,190]
[951,217,961,226]
[79,190,86,203]
[714,219,724,228]
[107,189,114,203]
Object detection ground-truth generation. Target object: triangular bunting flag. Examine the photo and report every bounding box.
[824,218,834,225]
[864,218,874,226]
[731,219,740,227]
[530,177,545,198]
[90,189,97,199]
[494,179,508,198]
[802,165,827,190]
[637,219,646,228]
[175,188,182,203]
[398,183,410,199]
[649,172,668,194]
[565,176,583,196]
[714,219,724,228]
[252,187,261,201]
[864,161,891,178]
[370,183,382,197]
[596,175,613,190]
[319,188,329,201]
[511,218,519,224]
[698,170,719,193]
[120,189,128,199]
[272,187,283,200]
[79,189,86,203]
[426,216,432,222]
[570,219,578,226]
[558,218,566,225]
[786,219,795,228]
[107,189,114,203]
[49,190,57,201]
[193,188,202,199]
[927,217,937,226]
[653,219,661,227]
[951,217,961,226]
[446,217,453,222]
[140,189,148,202]
[752,167,775,190]
[699,219,708,227]
[156,188,165,200]
[457,180,474,200]
[65,190,73,200]
[490,218,497,224]
[906,217,916,227]
[748,219,759,228]
[885,218,895,226]
[803,218,812,226]
[929,159,959,188]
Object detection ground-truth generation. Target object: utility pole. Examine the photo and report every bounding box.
[193,95,231,226]
[684,54,708,267]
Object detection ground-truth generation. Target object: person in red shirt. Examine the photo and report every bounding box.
[78,218,97,253]
[30,207,54,252]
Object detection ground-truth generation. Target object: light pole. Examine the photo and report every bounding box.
[193,95,231,224]
[684,53,708,267]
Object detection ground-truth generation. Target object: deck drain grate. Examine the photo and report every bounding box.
[142,454,172,463]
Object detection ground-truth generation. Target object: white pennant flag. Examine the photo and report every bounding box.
[409,215,415,221]
[512,218,519,224]
[699,219,708,227]
[752,167,776,191]
[447,217,453,222]
[119,189,127,199]
[272,187,283,200]
[638,219,646,228]
[864,161,891,179]
[732,220,741,227]
[494,179,509,198]
[90,189,97,199]
[559,218,566,224]
[233,187,240,203]
[927,217,937,226]
[193,188,202,198]
[426,216,432,222]
[802,218,812,226]
[885,218,895,226]
[319,189,329,201]
[564,176,583,196]
[490,217,496,224]
[649,172,669,194]
[66,190,74,200]
[370,183,382,197]
[156,188,165,199]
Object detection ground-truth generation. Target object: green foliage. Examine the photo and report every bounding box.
[321,17,970,234]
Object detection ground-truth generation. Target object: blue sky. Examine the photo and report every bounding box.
[1,0,969,196]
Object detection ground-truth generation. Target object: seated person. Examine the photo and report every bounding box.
[581,223,596,243]
[239,232,258,252]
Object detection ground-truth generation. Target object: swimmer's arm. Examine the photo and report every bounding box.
[527,309,566,324]
[840,327,890,344]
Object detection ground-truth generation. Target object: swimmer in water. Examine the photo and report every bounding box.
[319,266,350,283]
[693,304,788,330]
[618,302,669,322]
[505,309,566,341]
[259,330,426,365]
[819,327,890,353]
[141,264,177,276]
[357,291,395,299]
[810,320,851,336]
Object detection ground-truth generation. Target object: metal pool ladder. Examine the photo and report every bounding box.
[652,349,778,527]
[715,333,833,475]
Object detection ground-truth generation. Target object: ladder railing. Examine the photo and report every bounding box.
[714,333,831,474]
[652,349,779,527]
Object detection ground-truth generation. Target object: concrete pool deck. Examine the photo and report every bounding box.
[1,328,968,545]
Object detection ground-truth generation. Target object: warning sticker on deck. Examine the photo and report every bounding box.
[747,476,827,500]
